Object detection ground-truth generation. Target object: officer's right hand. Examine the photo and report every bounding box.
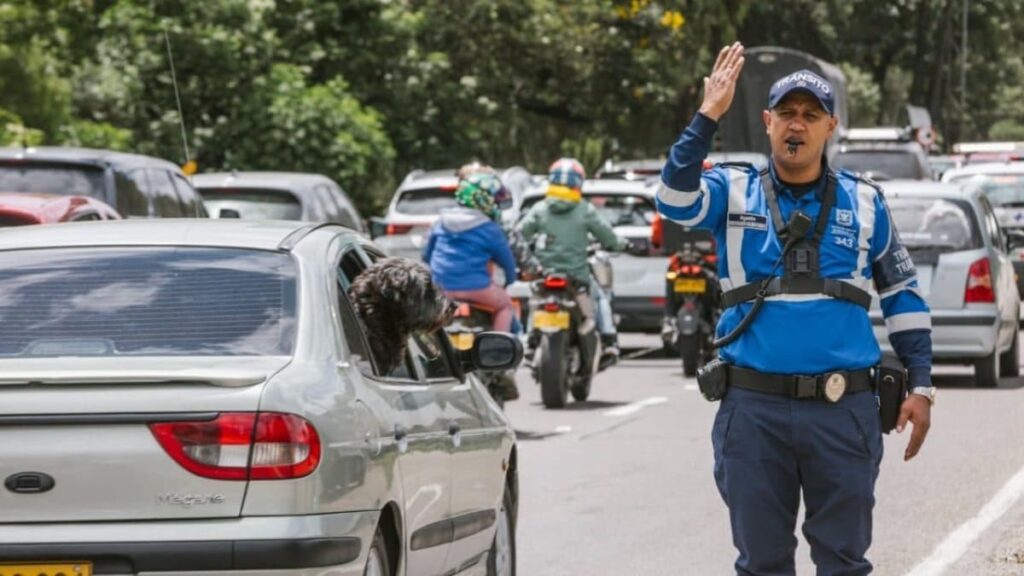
[698,42,745,122]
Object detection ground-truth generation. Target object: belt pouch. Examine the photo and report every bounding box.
[876,365,907,434]
[697,358,729,402]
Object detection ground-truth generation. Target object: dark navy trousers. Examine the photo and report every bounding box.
[712,387,883,576]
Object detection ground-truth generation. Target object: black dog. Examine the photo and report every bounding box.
[349,257,453,375]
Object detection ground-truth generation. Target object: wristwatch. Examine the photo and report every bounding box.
[910,386,936,405]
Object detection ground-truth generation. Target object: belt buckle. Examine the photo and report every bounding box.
[794,375,818,399]
[823,372,848,403]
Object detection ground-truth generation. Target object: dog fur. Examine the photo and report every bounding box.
[349,257,453,375]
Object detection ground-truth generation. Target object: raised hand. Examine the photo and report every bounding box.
[698,42,746,122]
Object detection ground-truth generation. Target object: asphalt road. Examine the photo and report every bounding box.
[505,334,1024,576]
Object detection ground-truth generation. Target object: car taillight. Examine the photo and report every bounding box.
[150,412,321,481]
[386,223,414,235]
[965,257,995,303]
[544,276,568,289]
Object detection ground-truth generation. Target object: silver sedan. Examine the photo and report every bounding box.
[870,180,1020,387]
[0,219,519,576]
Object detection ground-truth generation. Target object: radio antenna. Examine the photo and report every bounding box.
[163,24,191,166]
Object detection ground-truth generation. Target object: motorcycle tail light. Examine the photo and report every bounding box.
[544,276,568,290]
[543,302,561,313]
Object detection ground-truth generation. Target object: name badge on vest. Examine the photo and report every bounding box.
[728,213,768,231]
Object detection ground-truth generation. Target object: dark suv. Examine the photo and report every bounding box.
[0,147,207,218]
[830,128,931,181]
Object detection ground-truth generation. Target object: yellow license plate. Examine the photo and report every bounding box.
[532,310,571,330]
[450,332,475,351]
[674,278,707,293]
[0,563,92,576]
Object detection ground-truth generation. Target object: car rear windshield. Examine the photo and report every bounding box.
[832,151,926,180]
[395,187,458,215]
[0,247,297,358]
[521,193,655,226]
[888,197,982,252]
[947,173,1024,207]
[198,188,303,220]
[0,161,106,198]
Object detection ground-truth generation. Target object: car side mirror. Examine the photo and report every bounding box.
[1005,229,1024,252]
[218,208,241,219]
[369,216,387,239]
[459,332,523,373]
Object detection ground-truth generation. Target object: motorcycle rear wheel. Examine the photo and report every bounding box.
[538,333,570,408]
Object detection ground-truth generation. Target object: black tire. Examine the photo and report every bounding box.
[487,482,517,576]
[364,526,391,576]
[538,333,569,408]
[975,348,1000,388]
[679,334,700,377]
[571,376,592,402]
[1000,325,1020,377]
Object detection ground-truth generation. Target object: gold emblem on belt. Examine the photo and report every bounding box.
[823,373,847,403]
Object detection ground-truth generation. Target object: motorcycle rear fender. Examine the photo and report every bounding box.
[677,299,703,336]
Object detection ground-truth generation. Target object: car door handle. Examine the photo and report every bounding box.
[394,425,408,441]
[448,421,461,436]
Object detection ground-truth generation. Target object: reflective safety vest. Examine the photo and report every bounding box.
[717,165,873,312]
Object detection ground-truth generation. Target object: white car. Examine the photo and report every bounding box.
[870,180,1020,387]
[372,167,534,262]
[511,179,665,333]
[942,162,1024,296]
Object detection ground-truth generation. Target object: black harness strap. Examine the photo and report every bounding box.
[721,277,872,310]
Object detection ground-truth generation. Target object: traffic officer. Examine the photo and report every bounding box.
[656,42,935,575]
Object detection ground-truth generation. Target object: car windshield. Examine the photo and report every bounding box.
[521,193,654,227]
[832,151,924,180]
[395,186,459,215]
[0,162,106,198]
[199,187,303,220]
[888,197,981,251]
[0,247,297,357]
[947,173,1024,207]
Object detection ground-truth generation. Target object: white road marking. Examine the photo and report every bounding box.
[684,383,698,391]
[904,464,1024,576]
[603,396,668,417]
[554,425,573,434]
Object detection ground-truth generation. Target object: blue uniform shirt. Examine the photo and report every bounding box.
[656,113,932,386]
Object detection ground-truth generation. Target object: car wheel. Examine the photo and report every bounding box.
[974,348,1001,388]
[364,527,391,576]
[1000,324,1020,378]
[487,482,516,576]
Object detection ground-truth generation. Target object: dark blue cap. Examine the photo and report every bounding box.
[767,69,835,116]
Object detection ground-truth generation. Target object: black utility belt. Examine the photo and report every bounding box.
[698,359,907,433]
[727,365,873,403]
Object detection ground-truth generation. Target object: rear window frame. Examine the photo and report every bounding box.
[886,195,985,252]
[0,160,109,200]
[0,245,300,358]
[198,187,305,220]
[394,185,460,216]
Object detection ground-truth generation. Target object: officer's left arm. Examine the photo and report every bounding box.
[870,190,933,460]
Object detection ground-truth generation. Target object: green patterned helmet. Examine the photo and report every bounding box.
[455,173,508,221]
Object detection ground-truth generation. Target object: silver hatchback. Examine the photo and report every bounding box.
[869,181,1020,387]
[0,220,519,576]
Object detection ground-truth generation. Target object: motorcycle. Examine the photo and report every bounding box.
[661,243,721,377]
[445,301,519,408]
[528,273,601,408]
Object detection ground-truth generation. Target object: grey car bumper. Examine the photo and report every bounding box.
[0,510,379,575]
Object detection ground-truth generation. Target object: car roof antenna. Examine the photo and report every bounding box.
[163,23,200,217]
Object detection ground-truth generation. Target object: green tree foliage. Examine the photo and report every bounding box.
[2,0,1023,216]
